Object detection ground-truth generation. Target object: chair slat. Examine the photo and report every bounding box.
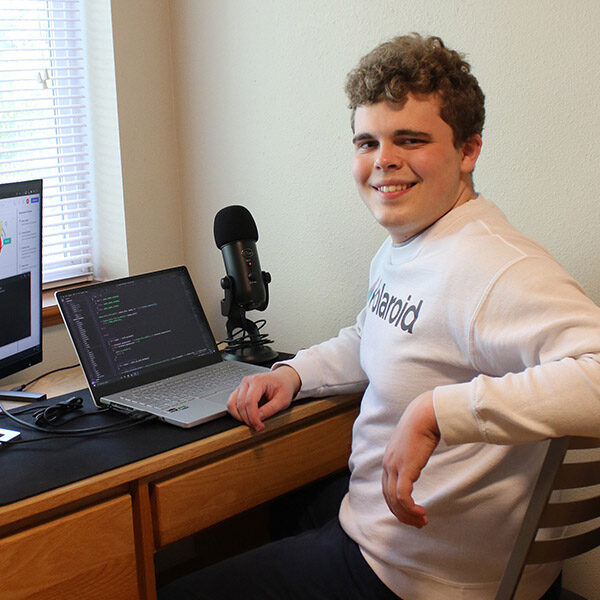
[527,526,600,563]
[553,461,600,489]
[568,437,600,450]
[539,496,600,527]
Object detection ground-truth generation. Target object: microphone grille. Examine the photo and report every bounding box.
[214,205,259,249]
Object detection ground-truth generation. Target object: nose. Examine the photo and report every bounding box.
[375,157,398,170]
[374,144,401,170]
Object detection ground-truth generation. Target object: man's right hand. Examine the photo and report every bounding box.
[227,365,301,432]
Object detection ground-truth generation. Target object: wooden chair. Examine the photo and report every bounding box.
[495,436,600,600]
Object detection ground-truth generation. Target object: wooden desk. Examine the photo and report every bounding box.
[0,370,360,600]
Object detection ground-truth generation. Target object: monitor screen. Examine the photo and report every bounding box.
[0,180,43,380]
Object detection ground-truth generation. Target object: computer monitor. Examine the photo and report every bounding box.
[0,180,43,388]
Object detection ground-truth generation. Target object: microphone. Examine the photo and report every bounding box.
[214,205,268,311]
[214,205,277,364]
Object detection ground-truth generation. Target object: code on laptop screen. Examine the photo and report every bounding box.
[59,268,218,389]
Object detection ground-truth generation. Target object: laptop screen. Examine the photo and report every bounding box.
[57,267,221,398]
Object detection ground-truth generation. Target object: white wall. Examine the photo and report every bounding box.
[167,0,600,596]
[110,0,185,276]
[169,0,600,353]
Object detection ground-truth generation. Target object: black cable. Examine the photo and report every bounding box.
[10,363,80,392]
[219,319,274,352]
[218,319,268,345]
[0,362,158,450]
[0,402,109,426]
[0,399,155,437]
[2,404,44,417]
[34,405,112,425]
[1,416,157,447]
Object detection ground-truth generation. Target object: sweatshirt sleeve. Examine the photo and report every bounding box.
[434,255,600,445]
[274,308,369,399]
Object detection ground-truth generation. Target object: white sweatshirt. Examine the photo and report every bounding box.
[281,196,600,600]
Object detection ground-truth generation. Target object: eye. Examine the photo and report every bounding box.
[355,139,378,152]
[397,137,428,147]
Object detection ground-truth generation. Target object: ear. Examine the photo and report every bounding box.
[459,134,482,174]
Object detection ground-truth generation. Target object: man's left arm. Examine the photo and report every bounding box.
[436,256,600,446]
[384,256,600,527]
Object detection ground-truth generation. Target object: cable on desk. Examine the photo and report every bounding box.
[0,399,156,446]
[1,416,157,447]
[9,363,80,392]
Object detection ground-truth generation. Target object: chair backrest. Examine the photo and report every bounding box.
[495,436,600,600]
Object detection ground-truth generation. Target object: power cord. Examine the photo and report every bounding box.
[9,364,80,393]
[0,398,156,444]
[1,416,157,446]
[0,364,157,448]
[33,396,84,426]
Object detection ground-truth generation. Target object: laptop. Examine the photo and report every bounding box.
[56,266,270,428]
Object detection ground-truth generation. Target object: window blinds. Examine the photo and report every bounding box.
[0,0,93,285]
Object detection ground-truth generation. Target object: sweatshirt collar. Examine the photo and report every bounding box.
[389,195,486,264]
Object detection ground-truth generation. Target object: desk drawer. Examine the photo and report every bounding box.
[0,495,139,600]
[152,408,356,547]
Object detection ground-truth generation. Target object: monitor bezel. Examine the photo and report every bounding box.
[0,179,43,381]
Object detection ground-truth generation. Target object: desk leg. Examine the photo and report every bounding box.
[132,481,157,600]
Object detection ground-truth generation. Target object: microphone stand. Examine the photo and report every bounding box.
[220,273,278,364]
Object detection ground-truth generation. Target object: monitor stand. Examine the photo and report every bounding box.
[0,390,46,402]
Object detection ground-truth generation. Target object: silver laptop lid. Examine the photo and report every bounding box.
[56,267,223,407]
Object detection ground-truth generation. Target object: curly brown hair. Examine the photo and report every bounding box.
[345,34,485,147]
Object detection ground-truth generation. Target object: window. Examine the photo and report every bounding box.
[0,0,93,286]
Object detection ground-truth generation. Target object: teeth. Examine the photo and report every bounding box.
[379,183,414,192]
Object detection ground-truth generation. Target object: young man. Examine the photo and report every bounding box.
[159,34,600,600]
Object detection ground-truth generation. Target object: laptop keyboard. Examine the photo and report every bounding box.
[120,361,255,411]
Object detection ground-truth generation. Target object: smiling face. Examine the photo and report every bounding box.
[352,95,482,243]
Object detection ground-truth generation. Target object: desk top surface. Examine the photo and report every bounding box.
[0,387,243,505]
[0,367,361,509]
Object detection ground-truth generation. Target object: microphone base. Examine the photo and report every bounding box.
[222,344,279,366]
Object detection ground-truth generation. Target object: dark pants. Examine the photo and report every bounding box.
[157,471,562,600]
[157,518,399,600]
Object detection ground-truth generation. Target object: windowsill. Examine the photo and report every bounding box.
[42,282,99,328]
